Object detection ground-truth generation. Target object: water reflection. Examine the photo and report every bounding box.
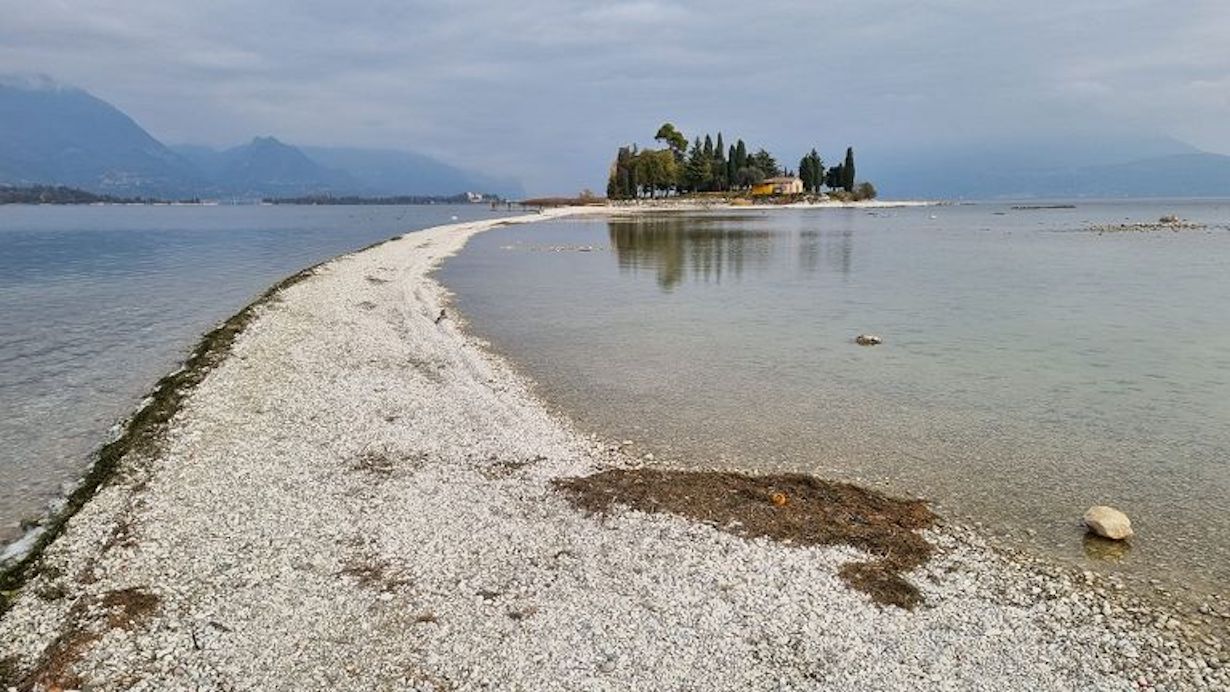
[608,215,855,290]
[609,217,772,290]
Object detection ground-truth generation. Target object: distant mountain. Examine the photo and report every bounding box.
[0,74,201,196]
[1,75,522,200]
[862,133,1230,199]
[173,137,354,197]
[301,146,524,199]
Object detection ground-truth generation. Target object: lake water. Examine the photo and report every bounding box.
[441,202,1230,599]
[0,203,516,546]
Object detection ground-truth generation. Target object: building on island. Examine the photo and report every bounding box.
[751,176,805,196]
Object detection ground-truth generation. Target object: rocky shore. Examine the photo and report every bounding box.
[0,209,1225,690]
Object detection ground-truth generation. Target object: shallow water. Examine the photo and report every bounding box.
[0,203,515,544]
[441,201,1230,598]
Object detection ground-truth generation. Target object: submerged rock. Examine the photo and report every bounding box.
[1083,506,1134,540]
[855,334,883,346]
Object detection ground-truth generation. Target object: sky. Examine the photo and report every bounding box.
[2,0,1228,194]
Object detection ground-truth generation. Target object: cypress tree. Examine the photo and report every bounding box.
[842,147,855,193]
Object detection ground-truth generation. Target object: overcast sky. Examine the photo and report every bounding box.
[2,1,1228,193]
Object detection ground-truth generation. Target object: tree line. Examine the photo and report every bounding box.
[607,123,867,199]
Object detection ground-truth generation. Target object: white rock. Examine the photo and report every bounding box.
[1084,506,1134,540]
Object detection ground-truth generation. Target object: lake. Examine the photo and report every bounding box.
[440,201,1230,599]
[0,203,516,547]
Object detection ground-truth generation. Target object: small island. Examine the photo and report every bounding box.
[605,122,876,202]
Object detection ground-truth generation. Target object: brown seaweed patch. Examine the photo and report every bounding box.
[339,556,413,593]
[100,587,160,629]
[553,469,935,609]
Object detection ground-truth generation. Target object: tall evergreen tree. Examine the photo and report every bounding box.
[798,149,824,194]
[826,163,844,190]
[842,147,856,192]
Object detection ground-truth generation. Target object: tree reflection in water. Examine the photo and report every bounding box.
[608,214,853,290]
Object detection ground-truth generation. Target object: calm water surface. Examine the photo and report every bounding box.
[0,203,515,544]
[441,202,1230,597]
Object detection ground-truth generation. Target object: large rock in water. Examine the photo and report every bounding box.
[1083,506,1133,540]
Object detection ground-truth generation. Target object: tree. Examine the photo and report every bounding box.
[825,163,844,190]
[798,149,824,194]
[714,133,727,190]
[842,147,856,193]
[607,146,636,199]
[749,149,779,178]
[654,123,688,160]
[685,137,717,192]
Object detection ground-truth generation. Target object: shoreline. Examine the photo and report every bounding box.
[1,207,1224,689]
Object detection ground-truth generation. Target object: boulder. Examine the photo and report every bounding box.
[1083,506,1133,540]
[855,334,883,346]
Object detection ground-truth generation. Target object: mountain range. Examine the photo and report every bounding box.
[859,133,1230,200]
[0,75,522,199]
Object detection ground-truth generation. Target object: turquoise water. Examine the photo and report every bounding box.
[0,204,517,544]
[441,202,1230,597]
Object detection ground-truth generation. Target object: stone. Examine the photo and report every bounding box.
[1084,506,1134,540]
[855,334,883,346]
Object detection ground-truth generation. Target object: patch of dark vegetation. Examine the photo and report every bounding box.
[0,235,402,615]
[365,275,390,284]
[5,588,157,689]
[480,455,545,480]
[100,587,159,629]
[339,557,413,593]
[506,605,538,621]
[352,449,397,476]
[553,469,936,609]
[34,582,68,602]
[0,654,21,688]
[357,300,378,310]
[10,598,96,691]
[414,611,438,624]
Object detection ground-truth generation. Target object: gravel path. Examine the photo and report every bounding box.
[1,209,1225,691]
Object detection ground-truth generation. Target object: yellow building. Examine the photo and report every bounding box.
[751,176,805,196]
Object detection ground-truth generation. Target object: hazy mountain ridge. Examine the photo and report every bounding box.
[0,77,203,196]
[0,76,520,199]
[862,134,1230,199]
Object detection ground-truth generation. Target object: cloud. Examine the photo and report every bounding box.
[0,0,1227,193]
